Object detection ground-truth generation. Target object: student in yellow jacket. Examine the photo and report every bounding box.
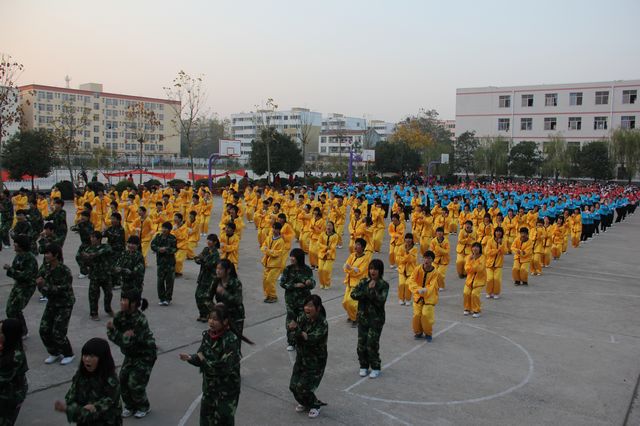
[511,227,533,286]
[396,233,418,305]
[330,196,347,248]
[503,210,518,254]
[317,221,339,289]
[261,222,285,303]
[477,214,493,249]
[485,227,507,299]
[550,216,566,260]
[420,209,434,249]
[387,213,405,269]
[348,208,366,253]
[308,207,324,270]
[408,250,442,340]
[429,227,450,287]
[171,213,190,275]
[342,238,371,324]
[570,208,582,248]
[447,199,461,234]
[186,210,201,259]
[456,220,476,278]
[531,219,546,276]
[220,222,240,270]
[133,206,155,261]
[542,217,553,267]
[371,200,386,253]
[463,242,486,318]
[297,204,312,254]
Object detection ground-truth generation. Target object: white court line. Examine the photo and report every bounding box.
[177,313,346,426]
[551,266,640,280]
[611,335,618,344]
[374,408,413,426]
[343,321,459,393]
[345,322,535,406]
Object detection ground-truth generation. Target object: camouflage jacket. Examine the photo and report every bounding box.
[114,250,145,291]
[293,311,328,370]
[0,348,28,406]
[6,251,38,289]
[84,243,113,281]
[350,278,389,328]
[107,310,157,359]
[279,264,316,309]
[188,329,241,394]
[104,225,125,254]
[150,233,177,266]
[0,198,14,222]
[45,209,68,235]
[195,246,219,285]
[211,277,245,321]
[71,220,94,246]
[65,372,121,425]
[38,234,65,256]
[11,220,34,242]
[27,206,44,234]
[38,262,75,307]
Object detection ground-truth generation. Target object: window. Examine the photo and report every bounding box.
[595,91,609,105]
[93,125,99,132]
[498,118,510,131]
[568,117,582,130]
[520,118,533,131]
[521,94,534,107]
[545,93,558,106]
[621,115,636,129]
[94,137,99,144]
[594,116,608,130]
[544,117,557,131]
[623,90,637,104]
[570,92,583,106]
[499,95,511,108]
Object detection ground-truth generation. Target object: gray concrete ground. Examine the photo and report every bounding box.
[3,199,640,426]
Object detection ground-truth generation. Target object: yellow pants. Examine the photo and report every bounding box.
[456,253,467,277]
[449,219,458,234]
[246,207,255,222]
[318,259,334,288]
[187,241,198,259]
[300,231,310,253]
[543,248,551,266]
[342,285,358,321]
[463,285,483,312]
[389,244,399,266]
[507,236,515,254]
[571,233,580,248]
[486,267,502,295]
[398,273,411,301]
[309,240,319,267]
[141,240,151,264]
[532,253,543,275]
[563,235,569,252]
[262,267,280,299]
[435,263,448,288]
[420,235,432,251]
[373,228,384,252]
[201,216,211,234]
[552,243,562,260]
[176,249,187,274]
[412,303,434,336]
[336,223,345,246]
[512,260,530,283]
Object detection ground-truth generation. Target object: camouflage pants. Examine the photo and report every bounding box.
[120,356,156,412]
[285,304,304,347]
[201,383,240,426]
[0,401,22,426]
[357,324,383,370]
[289,361,326,410]
[195,280,211,318]
[157,264,175,302]
[75,244,90,275]
[89,278,113,316]
[39,303,74,356]
[6,285,36,336]
[0,222,11,247]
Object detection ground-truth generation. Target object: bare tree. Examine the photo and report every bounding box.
[51,101,90,188]
[297,109,314,174]
[251,98,278,181]
[164,71,206,180]
[124,101,160,184]
[0,54,24,186]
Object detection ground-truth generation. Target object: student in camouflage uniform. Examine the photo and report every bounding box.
[179,304,253,426]
[82,231,114,320]
[27,197,44,235]
[36,222,64,302]
[114,236,146,294]
[10,209,36,253]
[211,259,245,336]
[44,198,68,246]
[36,244,75,365]
[3,235,38,337]
[107,290,157,419]
[279,248,316,351]
[54,337,122,425]
[0,190,14,248]
[287,294,328,418]
[350,258,389,379]
[194,234,220,322]
[104,212,125,289]
[0,319,28,425]
[71,210,94,278]
[150,221,177,306]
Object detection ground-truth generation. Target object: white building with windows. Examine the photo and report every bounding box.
[455,80,639,147]
[367,119,396,141]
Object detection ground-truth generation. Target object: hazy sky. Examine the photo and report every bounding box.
[2,0,639,122]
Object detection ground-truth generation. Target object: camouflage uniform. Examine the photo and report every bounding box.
[279,265,316,347]
[289,311,328,410]
[150,233,177,303]
[0,198,14,248]
[11,220,36,254]
[211,277,245,336]
[107,310,157,413]
[85,243,114,316]
[104,225,125,287]
[187,329,241,426]
[350,277,389,371]
[71,221,94,276]
[5,251,38,335]
[0,348,28,425]
[64,370,122,425]
[194,246,219,318]
[27,205,44,234]
[38,262,75,357]
[114,249,146,293]
[44,209,68,246]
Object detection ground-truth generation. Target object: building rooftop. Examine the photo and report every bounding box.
[19,83,180,105]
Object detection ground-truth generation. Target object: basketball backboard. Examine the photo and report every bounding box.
[219,139,242,157]
[362,149,375,162]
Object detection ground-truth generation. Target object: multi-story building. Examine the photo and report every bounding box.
[318,128,382,157]
[0,86,20,143]
[19,82,181,159]
[455,80,639,147]
[231,107,322,161]
[367,119,396,142]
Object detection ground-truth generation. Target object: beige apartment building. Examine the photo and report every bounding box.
[19,82,181,158]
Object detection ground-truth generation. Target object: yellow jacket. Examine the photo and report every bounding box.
[485,237,507,268]
[464,255,486,288]
[318,232,339,261]
[511,237,533,263]
[261,236,285,268]
[343,252,371,287]
[408,265,442,304]
[531,226,546,254]
[429,236,450,265]
[456,229,477,254]
[388,222,406,247]
[396,244,418,277]
[220,233,240,265]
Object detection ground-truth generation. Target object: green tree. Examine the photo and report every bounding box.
[509,141,542,177]
[373,140,421,174]
[475,136,509,177]
[455,131,478,176]
[611,128,640,182]
[541,134,569,180]
[249,129,303,176]
[2,129,58,190]
[51,101,90,189]
[579,141,613,181]
[183,116,229,158]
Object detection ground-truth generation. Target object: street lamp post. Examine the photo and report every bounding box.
[138,137,144,185]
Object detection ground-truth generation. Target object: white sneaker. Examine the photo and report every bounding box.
[439,287,446,291]
[308,408,320,418]
[286,345,295,352]
[78,273,87,279]
[472,313,481,318]
[369,369,381,379]
[485,294,492,299]
[359,368,368,377]
[337,245,343,249]
[295,404,306,412]
[463,310,470,316]
[122,408,133,418]
[45,354,63,364]
[60,355,76,365]
[398,300,405,305]
[158,301,165,306]
[39,296,48,302]
[493,295,500,299]
[134,409,150,418]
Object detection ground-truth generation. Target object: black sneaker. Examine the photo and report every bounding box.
[414,333,424,340]
[514,281,521,286]
[425,335,433,342]
[522,282,528,286]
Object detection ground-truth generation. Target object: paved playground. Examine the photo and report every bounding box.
[3,199,640,426]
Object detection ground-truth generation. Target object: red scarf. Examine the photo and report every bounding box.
[208,326,229,341]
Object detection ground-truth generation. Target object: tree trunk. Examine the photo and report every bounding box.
[188,137,195,182]
[31,175,35,192]
[66,151,75,189]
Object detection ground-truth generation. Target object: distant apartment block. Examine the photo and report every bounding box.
[455,80,640,147]
[19,82,181,158]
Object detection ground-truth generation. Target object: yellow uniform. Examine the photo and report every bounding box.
[317,232,339,288]
[396,244,418,303]
[485,237,507,297]
[456,228,477,277]
[220,232,240,270]
[408,265,442,337]
[429,236,450,286]
[388,221,405,267]
[261,235,285,300]
[531,226,546,275]
[511,237,533,284]
[464,254,486,314]
[342,252,371,321]
[171,223,189,274]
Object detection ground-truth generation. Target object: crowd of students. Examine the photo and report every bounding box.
[0,178,638,424]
